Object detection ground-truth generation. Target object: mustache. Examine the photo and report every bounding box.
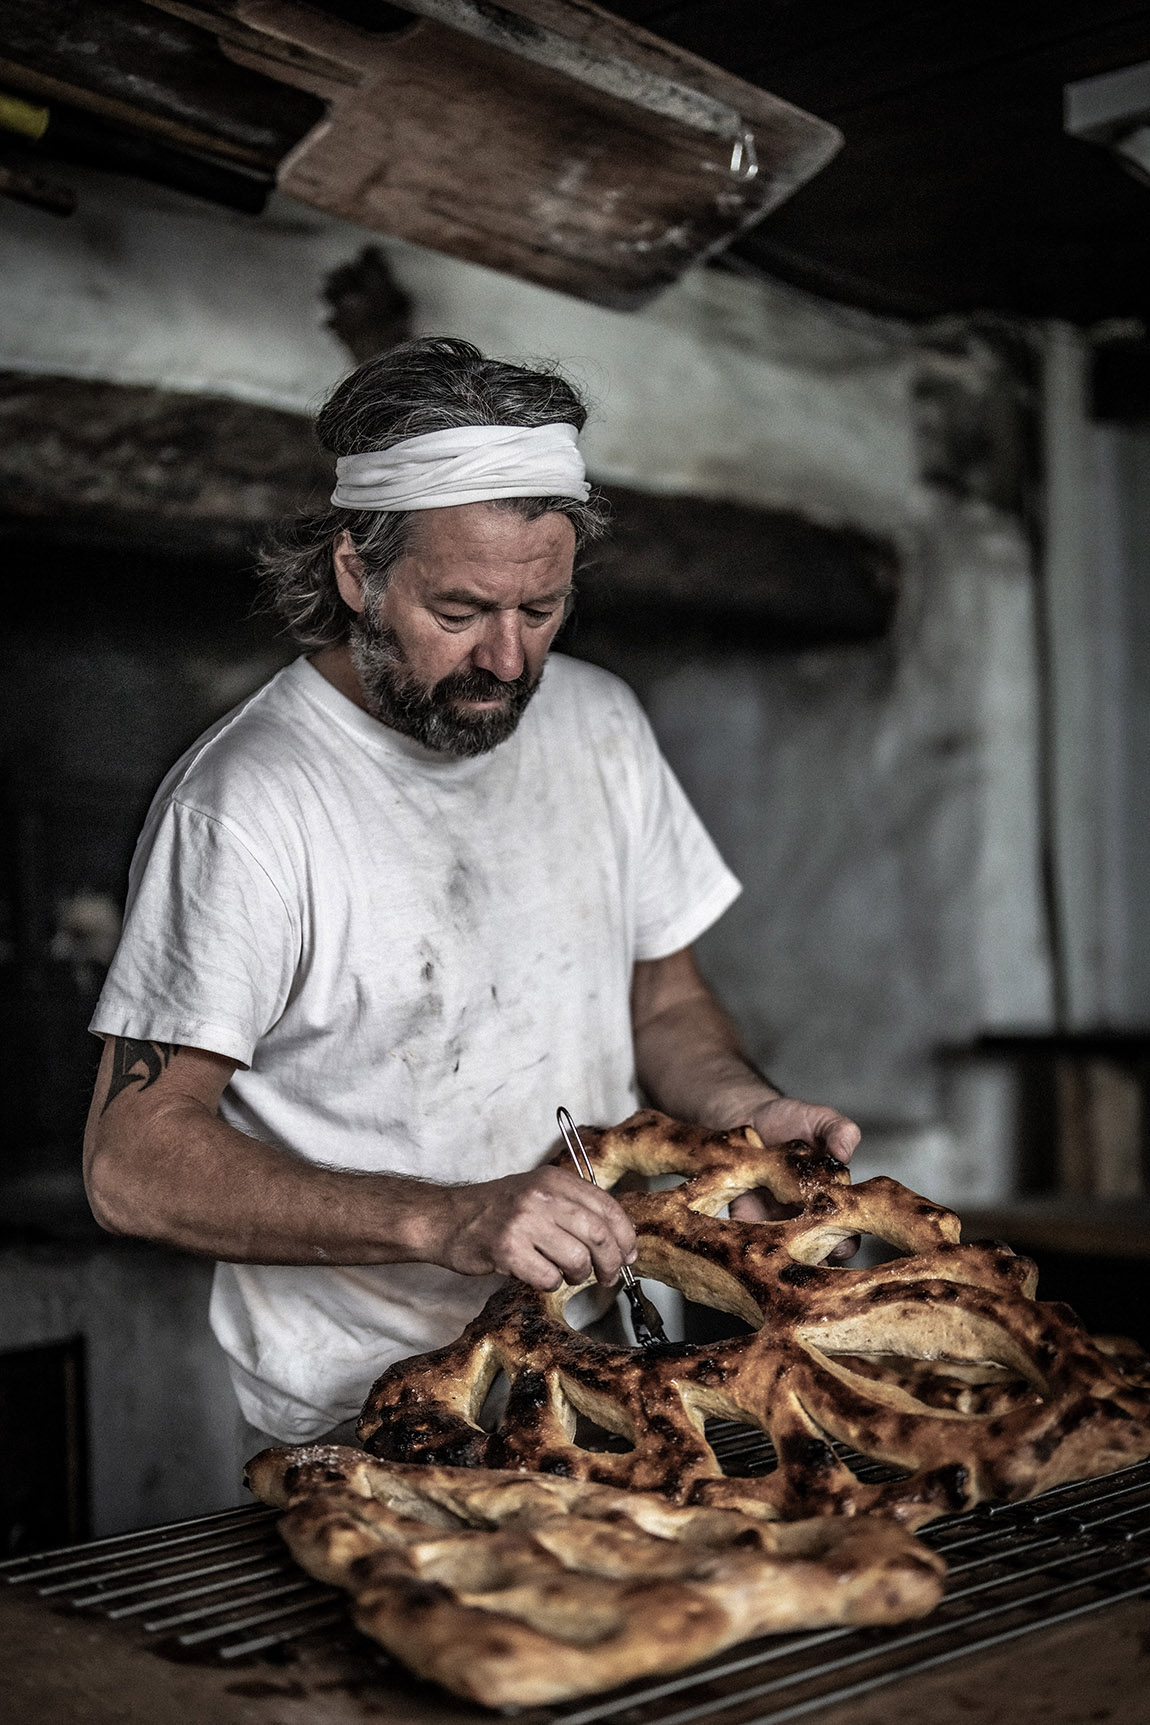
[348,612,542,756]
[435,665,532,702]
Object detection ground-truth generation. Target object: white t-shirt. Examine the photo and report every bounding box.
[92,653,740,1441]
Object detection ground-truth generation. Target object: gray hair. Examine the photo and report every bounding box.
[258,336,610,648]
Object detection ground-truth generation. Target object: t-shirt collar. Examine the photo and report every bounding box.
[287,654,530,775]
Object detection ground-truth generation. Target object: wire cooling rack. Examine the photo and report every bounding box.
[4,1425,1149,1722]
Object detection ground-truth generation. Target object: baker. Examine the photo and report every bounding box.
[83,336,860,1447]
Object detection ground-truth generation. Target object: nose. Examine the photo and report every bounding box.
[471,610,526,683]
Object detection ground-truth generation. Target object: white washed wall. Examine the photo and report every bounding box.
[0,173,1051,1200]
[670,497,1052,1204]
[0,1245,248,1536]
[0,170,915,532]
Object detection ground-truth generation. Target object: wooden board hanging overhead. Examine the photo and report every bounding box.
[145,0,840,308]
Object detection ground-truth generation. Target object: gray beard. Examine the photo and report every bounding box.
[349,609,542,757]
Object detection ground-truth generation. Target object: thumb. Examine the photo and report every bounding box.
[822,1113,861,1164]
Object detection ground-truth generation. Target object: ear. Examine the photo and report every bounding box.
[333,531,368,615]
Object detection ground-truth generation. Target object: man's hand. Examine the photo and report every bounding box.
[629,948,862,1260]
[743,1095,860,1166]
[430,1167,638,1292]
[731,1096,861,1259]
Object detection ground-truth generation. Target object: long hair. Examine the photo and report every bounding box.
[257,336,610,648]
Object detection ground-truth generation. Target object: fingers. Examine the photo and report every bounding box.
[797,1106,860,1164]
[502,1228,589,1291]
[447,1167,637,1290]
[729,1190,770,1221]
[747,1098,861,1166]
[533,1169,636,1285]
[823,1114,862,1165]
[512,1250,567,1293]
[730,1188,790,1222]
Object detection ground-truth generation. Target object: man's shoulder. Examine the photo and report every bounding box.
[540,652,647,730]
[155,659,317,815]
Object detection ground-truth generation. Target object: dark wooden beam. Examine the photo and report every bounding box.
[0,374,331,536]
[0,375,897,648]
[581,485,898,646]
[155,0,839,308]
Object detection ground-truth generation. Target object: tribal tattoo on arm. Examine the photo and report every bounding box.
[101,1038,181,1114]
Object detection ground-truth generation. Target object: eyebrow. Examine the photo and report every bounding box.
[429,586,574,609]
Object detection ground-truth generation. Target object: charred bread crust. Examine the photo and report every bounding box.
[246,1444,946,1706]
[359,1111,1150,1527]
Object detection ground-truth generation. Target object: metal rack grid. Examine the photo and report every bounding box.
[4,1425,1150,1721]
[1,1498,342,1660]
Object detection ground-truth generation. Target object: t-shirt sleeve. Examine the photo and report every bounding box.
[628,706,742,961]
[90,797,298,1068]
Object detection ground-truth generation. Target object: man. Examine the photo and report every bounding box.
[84,336,859,1446]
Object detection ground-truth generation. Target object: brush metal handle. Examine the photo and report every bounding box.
[555,1106,667,1344]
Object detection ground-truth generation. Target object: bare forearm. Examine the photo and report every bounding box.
[84,1036,636,1286]
[634,989,779,1130]
[86,1097,445,1264]
[630,949,860,1164]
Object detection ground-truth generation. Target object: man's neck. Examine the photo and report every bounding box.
[309,644,369,713]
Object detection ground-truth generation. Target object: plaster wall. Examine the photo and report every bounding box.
[1100,424,1150,1025]
[0,167,1055,1175]
[0,170,915,534]
[1047,398,1150,1029]
[0,1244,249,1536]
[621,497,1052,1202]
[0,169,1057,1529]
[1037,329,1150,1031]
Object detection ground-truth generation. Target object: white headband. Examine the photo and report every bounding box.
[331,422,590,513]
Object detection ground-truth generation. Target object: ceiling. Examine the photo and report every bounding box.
[597,1,1150,325]
[2,1,1148,326]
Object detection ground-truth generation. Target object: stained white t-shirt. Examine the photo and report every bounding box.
[92,652,740,1441]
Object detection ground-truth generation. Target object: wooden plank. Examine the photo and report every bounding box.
[1056,1058,1098,1198]
[444,0,832,135]
[0,0,323,169]
[143,0,367,98]
[1056,1057,1143,1200]
[189,0,840,307]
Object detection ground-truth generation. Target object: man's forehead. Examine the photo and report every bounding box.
[396,503,576,596]
[405,500,574,550]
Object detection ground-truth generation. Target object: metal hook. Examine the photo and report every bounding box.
[556,1107,597,1185]
[730,127,759,182]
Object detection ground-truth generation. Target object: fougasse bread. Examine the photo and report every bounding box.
[360,1111,1150,1528]
[246,1444,946,1707]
